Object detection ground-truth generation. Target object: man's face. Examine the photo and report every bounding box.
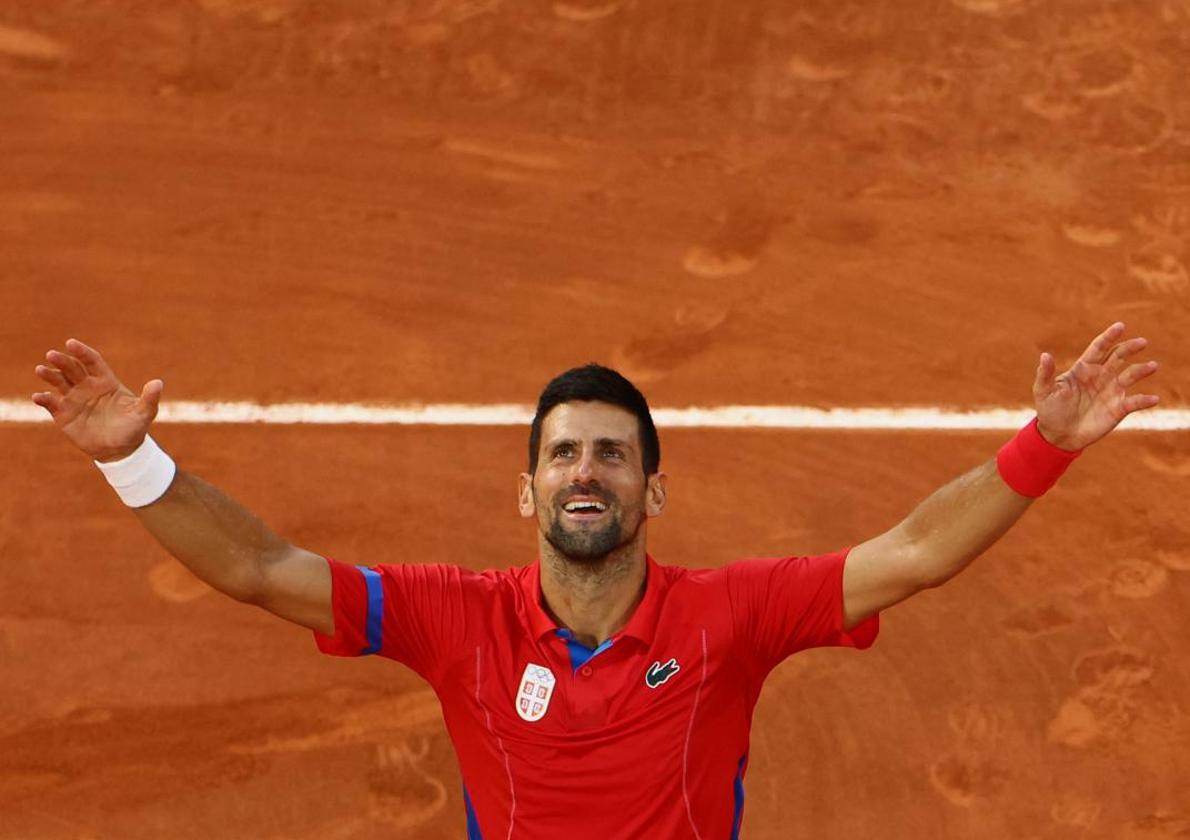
[519,401,665,562]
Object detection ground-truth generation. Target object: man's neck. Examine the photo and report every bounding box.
[537,541,647,649]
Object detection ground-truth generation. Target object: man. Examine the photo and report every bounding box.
[32,324,1160,839]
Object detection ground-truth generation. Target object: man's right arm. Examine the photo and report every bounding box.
[133,470,332,634]
[34,339,332,635]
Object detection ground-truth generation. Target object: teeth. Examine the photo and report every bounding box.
[564,500,607,512]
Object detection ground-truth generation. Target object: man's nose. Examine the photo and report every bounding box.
[572,450,597,481]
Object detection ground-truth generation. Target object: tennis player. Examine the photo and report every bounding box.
[32,323,1159,838]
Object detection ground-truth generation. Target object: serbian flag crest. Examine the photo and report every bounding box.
[515,662,556,722]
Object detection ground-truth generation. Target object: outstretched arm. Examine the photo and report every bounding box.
[841,323,1161,630]
[33,339,332,635]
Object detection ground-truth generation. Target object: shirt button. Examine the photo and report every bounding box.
[580,665,593,677]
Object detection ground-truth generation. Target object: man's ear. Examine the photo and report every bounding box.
[518,473,536,518]
[645,472,667,516]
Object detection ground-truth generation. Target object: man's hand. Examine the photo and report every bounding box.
[33,339,164,462]
[34,338,332,632]
[844,321,1163,629]
[1034,322,1160,451]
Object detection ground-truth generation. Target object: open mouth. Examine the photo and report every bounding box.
[560,498,609,520]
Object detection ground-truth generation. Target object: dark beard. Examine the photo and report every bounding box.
[544,511,624,561]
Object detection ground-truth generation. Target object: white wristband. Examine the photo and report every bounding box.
[94,434,177,508]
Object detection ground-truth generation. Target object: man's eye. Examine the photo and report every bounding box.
[554,446,573,458]
[603,448,623,459]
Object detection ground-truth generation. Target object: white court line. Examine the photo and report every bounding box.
[2,400,1188,430]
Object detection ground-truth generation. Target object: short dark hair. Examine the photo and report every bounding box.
[528,364,660,476]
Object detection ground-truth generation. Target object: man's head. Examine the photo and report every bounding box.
[526,364,660,477]
[518,364,666,563]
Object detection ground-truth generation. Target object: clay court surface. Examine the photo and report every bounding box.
[2,1,1189,838]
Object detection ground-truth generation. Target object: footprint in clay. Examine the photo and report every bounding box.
[1108,558,1170,600]
[0,24,71,62]
[368,739,449,830]
[148,559,214,603]
[948,0,1028,15]
[1002,596,1079,637]
[1050,796,1103,830]
[610,303,729,383]
[1046,686,1137,748]
[681,205,780,279]
[1072,646,1154,691]
[1155,550,1190,572]
[928,752,1009,806]
[1121,811,1190,839]
[947,702,1009,746]
[1047,646,1155,749]
[552,0,624,21]
[1126,251,1189,295]
[1096,100,1173,156]
[1060,221,1122,248]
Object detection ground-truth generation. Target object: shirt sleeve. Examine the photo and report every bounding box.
[726,547,879,677]
[312,558,470,683]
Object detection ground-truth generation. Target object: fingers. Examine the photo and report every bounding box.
[1105,336,1150,371]
[64,338,111,378]
[1078,321,1127,366]
[46,349,87,385]
[42,339,115,386]
[1123,393,1160,413]
[1118,359,1159,389]
[38,339,126,419]
[34,364,71,395]
[31,391,62,417]
[137,379,164,419]
[1032,351,1057,395]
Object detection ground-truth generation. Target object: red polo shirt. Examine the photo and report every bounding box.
[314,550,878,839]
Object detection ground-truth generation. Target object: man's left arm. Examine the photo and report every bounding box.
[842,322,1161,630]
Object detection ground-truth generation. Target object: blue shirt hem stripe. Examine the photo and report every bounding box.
[464,786,484,839]
[730,752,747,839]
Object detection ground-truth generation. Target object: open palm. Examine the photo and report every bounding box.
[33,339,164,462]
[1034,322,1160,451]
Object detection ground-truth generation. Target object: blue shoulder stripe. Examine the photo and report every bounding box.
[358,567,384,655]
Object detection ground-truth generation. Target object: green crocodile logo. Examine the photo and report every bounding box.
[645,658,681,689]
